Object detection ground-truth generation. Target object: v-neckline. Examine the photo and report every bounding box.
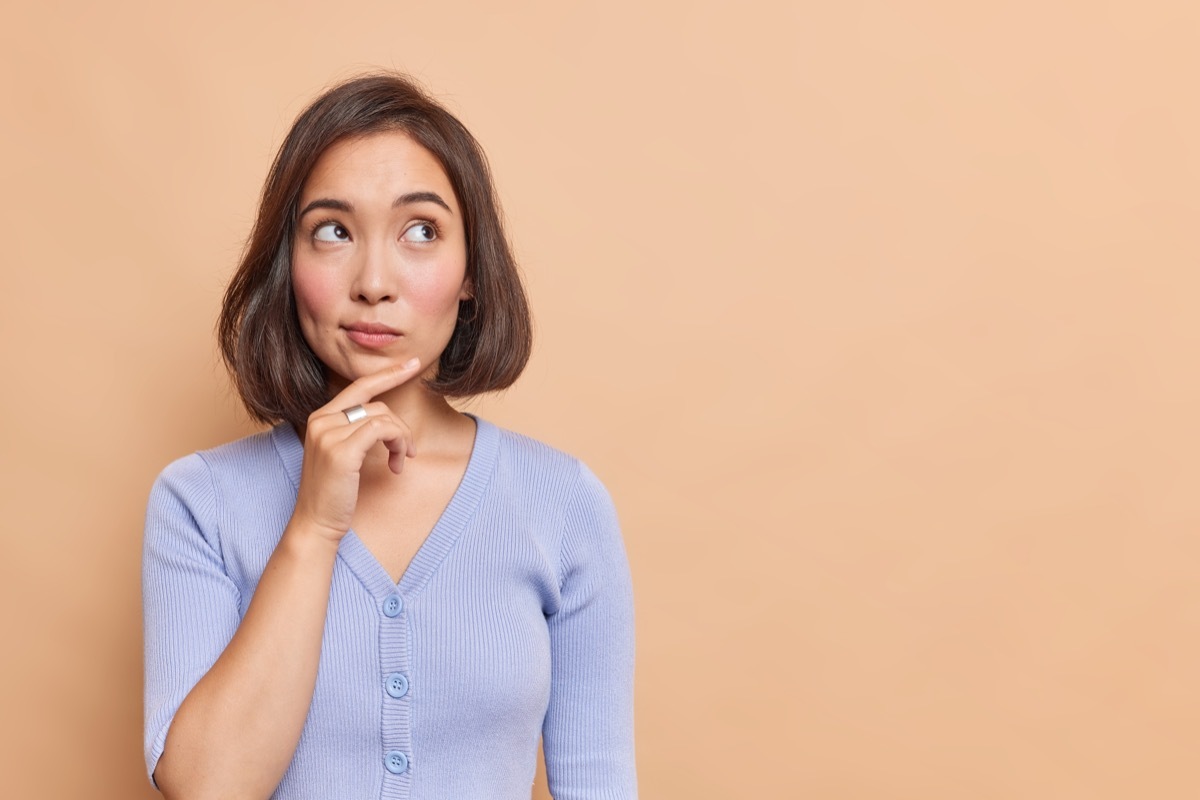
[270,411,501,601]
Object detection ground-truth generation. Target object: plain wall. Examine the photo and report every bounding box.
[2,1,1198,797]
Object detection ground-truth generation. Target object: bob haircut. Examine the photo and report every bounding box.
[218,71,532,430]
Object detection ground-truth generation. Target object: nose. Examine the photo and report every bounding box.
[349,239,399,304]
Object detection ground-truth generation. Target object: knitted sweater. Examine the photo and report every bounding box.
[142,413,637,799]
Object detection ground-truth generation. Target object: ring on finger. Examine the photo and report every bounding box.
[342,404,368,424]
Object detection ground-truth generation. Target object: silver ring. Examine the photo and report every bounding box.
[342,404,368,424]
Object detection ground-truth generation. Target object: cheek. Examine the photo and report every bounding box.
[407,266,467,318]
[291,263,340,324]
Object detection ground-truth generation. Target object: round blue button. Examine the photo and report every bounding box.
[385,750,409,774]
[383,594,403,618]
[386,672,409,699]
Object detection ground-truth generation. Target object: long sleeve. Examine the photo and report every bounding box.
[542,460,638,799]
[141,453,242,788]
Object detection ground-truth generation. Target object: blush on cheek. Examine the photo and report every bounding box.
[405,269,467,316]
[290,261,348,362]
[292,265,341,324]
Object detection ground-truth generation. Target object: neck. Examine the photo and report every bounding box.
[367,382,464,446]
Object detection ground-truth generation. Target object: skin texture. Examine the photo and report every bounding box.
[291,129,474,407]
[153,131,481,800]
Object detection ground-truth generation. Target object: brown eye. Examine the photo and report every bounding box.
[313,222,350,242]
[401,222,438,243]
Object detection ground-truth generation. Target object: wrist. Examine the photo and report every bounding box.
[281,517,344,560]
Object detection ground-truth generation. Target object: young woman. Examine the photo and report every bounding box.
[142,72,637,800]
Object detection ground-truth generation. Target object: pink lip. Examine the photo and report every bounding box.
[344,323,403,349]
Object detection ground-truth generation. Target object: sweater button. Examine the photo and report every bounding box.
[383,594,403,618]
[386,672,409,699]
[385,750,409,774]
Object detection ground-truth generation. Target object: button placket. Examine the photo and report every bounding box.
[380,591,411,787]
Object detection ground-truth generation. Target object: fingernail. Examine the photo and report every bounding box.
[403,357,419,368]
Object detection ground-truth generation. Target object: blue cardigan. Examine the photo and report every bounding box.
[142,413,638,799]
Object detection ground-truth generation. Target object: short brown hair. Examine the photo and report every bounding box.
[218,71,532,429]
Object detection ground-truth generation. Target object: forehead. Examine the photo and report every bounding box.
[300,130,457,209]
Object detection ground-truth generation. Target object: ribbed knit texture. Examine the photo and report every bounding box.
[142,413,637,799]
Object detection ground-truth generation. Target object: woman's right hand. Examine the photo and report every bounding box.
[290,357,424,544]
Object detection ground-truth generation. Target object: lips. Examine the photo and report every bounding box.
[344,322,402,335]
[343,322,403,349]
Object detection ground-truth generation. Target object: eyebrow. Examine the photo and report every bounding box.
[298,191,453,218]
[395,191,453,213]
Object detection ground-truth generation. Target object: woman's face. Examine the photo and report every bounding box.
[291,129,471,390]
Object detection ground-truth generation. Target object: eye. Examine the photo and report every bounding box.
[401,222,439,243]
[313,221,350,242]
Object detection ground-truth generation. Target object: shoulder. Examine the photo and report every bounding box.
[487,420,602,489]
[147,425,287,515]
[154,426,278,477]
[485,417,618,523]
[491,422,577,476]
[194,425,288,477]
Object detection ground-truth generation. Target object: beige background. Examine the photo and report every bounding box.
[2,1,1198,797]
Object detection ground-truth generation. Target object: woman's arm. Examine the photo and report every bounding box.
[146,481,339,800]
[542,460,639,799]
[144,362,423,800]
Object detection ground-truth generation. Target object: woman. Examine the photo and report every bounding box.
[142,72,637,800]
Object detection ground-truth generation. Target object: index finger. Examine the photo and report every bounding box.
[323,357,423,412]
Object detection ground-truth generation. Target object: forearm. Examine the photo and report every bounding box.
[154,519,339,800]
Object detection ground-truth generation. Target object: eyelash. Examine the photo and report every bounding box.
[306,218,442,242]
[307,217,343,240]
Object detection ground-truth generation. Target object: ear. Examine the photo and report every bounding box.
[458,277,474,301]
